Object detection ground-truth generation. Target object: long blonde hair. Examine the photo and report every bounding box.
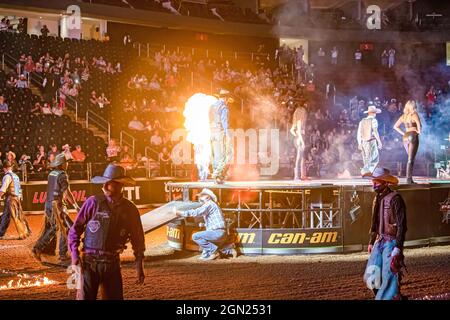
[403,100,418,122]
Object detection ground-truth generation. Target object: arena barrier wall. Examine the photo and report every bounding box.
[165,182,450,254]
[2,178,188,213]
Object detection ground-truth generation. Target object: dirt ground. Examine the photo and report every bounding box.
[0,213,449,300]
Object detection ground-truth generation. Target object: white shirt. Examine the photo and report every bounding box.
[357,115,378,145]
[0,171,13,194]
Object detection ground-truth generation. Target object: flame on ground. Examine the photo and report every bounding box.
[184,93,217,179]
[0,273,58,291]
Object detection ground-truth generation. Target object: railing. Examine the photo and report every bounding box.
[65,95,79,123]
[133,42,271,62]
[144,146,159,161]
[86,110,111,141]
[120,130,136,156]
[1,53,16,72]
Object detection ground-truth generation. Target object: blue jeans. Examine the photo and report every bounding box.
[361,139,379,174]
[192,229,227,255]
[363,238,400,300]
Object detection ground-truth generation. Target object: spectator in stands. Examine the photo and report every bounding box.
[61,144,72,160]
[89,91,98,107]
[47,144,59,161]
[144,121,152,132]
[381,50,388,67]
[0,95,8,113]
[159,146,172,176]
[52,100,63,117]
[40,24,49,37]
[18,154,33,173]
[425,86,436,118]
[128,116,145,131]
[354,49,362,64]
[81,67,90,82]
[388,48,396,68]
[23,56,35,79]
[33,145,46,171]
[6,75,17,88]
[115,62,122,73]
[16,74,28,88]
[119,152,135,170]
[71,145,86,162]
[17,18,26,33]
[6,151,19,172]
[97,93,110,109]
[41,102,52,114]
[135,153,149,169]
[119,145,133,160]
[0,18,7,31]
[150,130,163,151]
[106,139,121,162]
[331,47,338,65]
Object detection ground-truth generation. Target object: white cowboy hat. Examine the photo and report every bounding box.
[195,188,218,202]
[364,105,382,114]
[6,151,16,159]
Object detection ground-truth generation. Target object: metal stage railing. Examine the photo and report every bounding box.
[170,184,344,230]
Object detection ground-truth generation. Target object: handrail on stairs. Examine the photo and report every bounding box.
[65,95,79,123]
[86,110,111,142]
[120,130,136,156]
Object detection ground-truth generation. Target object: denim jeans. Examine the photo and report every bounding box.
[364,238,400,300]
[192,229,227,255]
[361,139,379,174]
[211,131,233,180]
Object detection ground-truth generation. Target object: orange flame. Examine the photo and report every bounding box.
[0,274,58,291]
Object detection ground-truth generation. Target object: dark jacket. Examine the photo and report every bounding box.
[369,188,407,249]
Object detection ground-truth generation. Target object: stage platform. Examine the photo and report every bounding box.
[167,177,450,190]
[165,177,450,255]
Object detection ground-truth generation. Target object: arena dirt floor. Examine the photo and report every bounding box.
[0,212,449,300]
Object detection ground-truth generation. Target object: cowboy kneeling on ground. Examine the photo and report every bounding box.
[176,188,237,261]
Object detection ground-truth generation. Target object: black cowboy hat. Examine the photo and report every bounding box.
[91,163,135,186]
[49,153,72,168]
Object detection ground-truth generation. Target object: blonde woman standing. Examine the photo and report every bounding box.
[393,100,422,184]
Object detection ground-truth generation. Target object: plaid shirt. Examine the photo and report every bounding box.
[181,200,225,230]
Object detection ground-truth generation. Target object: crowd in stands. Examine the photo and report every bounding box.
[2,16,450,180]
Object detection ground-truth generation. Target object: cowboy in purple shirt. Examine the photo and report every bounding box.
[68,164,145,300]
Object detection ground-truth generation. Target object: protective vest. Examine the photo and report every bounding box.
[83,195,129,254]
[5,172,22,199]
[359,118,374,141]
[46,170,65,203]
[378,191,398,237]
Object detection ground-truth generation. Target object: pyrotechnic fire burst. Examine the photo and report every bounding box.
[184,93,217,180]
[0,272,58,291]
